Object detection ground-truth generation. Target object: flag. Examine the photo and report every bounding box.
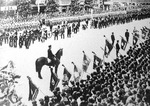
[141,28,149,39]
[73,64,82,82]
[74,75,80,83]
[0,65,8,72]
[27,76,39,101]
[93,55,102,70]
[105,39,113,56]
[133,33,139,45]
[74,64,79,73]
[82,53,91,72]
[121,36,127,50]
[50,69,60,91]
[63,67,72,82]
[100,46,107,58]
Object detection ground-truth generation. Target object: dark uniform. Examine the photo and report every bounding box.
[67,25,71,38]
[116,40,120,57]
[72,23,75,33]
[19,35,23,48]
[60,26,65,39]
[111,32,115,46]
[125,29,129,42]
[54,28,59,40]
[13,34,18,48]
[9,34,13,47]
[85,19,89,27]
[50,23,53,32]
[48,45,55,66]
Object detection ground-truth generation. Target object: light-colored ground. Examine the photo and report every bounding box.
[0,18,149,106]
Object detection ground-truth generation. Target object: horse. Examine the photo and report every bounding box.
[35,48,63,79]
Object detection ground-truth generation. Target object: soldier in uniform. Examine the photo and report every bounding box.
[47,45,56,67]
[50,22,53,32]
[5,32,9,44]
[72,22,75,33]
[19,33,23,48]
[111,32,115,46]
[60,26,65,39]
[85,19,89,27]
[67,24,71,38]
[9,33,13,47]
[116,40,120,58]
[54,27,59,40]
[13,31,18,48]
[74,23,77,34]
[125,29,129,42]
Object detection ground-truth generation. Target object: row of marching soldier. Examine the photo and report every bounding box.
[0,8,150,49]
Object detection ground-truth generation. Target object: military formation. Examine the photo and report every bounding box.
[0,8,150,49]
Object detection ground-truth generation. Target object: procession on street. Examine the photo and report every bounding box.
[1,0,150,106]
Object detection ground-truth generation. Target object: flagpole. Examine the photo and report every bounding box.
[82,51,85,78]
[39,88,46,96]
[82,51,91,75]
[104,35,122,56]
[62,64,65,68]
[119,35,132,46]
[101,35,121,59]
[92,51,104,71]
[119,35,128,50]
[99,46,106,69]
[71,62,76,82]
[132,33,143,43]
[100,46,113,60]
[71,62,82,82]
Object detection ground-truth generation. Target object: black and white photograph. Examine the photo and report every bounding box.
[0,0,150,106]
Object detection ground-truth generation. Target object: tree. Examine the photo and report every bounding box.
[17,1,32,18]
[70,0,80,15]
[45,0,58,14]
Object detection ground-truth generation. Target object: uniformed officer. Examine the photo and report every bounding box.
[116,40,120,58]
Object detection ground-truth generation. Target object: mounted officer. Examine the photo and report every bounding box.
[47,45,57,67]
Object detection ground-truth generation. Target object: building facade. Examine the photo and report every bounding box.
[103,0,150,10]
[55,0,71,12]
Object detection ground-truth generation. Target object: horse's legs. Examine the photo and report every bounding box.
[55,65,58,76]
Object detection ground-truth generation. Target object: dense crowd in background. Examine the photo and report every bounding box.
[31,25,150,106]
[44,31,150,106]
[0,7,150,49]
[26,8,150,106]
[1,5,150,106]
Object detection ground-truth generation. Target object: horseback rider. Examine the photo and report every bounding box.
[47,45,56,66]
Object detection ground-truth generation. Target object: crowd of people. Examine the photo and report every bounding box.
[31,27,150,106]
[32,28,150,106]
[1,6,150,106]
[0,7,150,50]
[27,8,150,106]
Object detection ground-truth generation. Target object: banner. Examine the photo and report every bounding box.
[105,39,113,57]
[27,76,39,101]
[50,69,60,91]
[121,36,127,50]
[133,33,139,45]
[63,67,72,82]
[93,54,102,70]
[73,63,82,82]
[82,53,91,72]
